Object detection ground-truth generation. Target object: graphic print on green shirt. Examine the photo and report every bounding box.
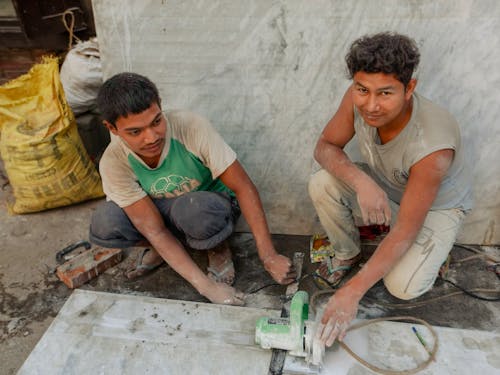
[128,138,232,198]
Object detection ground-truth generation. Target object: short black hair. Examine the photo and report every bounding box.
[97,72,161,126]
[345,32,420,87]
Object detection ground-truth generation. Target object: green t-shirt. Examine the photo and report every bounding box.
[128,138,231,198]
[99,110,236,207]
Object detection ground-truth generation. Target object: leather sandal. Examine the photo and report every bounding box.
[125,248,164,280]
[313,253,362,289]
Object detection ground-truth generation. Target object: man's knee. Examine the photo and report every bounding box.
[170,191,235,249]
[90,201,123,237]
[308,169,334,203]
[89,200,141,248]
[383,271,434,300]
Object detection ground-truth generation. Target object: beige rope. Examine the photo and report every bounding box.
[338,316,438,375]
[62,8,82,50]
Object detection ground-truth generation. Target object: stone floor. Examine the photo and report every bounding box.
[1,164,499,374]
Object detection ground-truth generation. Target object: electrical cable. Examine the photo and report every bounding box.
[439,277,500,301]
[247,272,500,305]
[361,288,500,309]
[246,273,315,294]
[310,280,499,311]
[454,243,500,263]
[246,282,280,294]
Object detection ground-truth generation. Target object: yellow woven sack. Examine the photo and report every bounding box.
[0,56,104,213]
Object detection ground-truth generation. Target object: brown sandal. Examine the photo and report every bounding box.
[125,248,164,280]
[313,253,362,289]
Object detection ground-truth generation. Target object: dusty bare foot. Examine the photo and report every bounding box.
[125,248,165,280]
[207,241,235,286]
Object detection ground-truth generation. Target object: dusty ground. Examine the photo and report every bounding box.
[1,161,499,375]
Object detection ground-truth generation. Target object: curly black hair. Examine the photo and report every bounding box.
[97,72,161,126]
[345,32,420,87]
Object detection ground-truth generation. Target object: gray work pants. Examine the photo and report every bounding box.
[89,191,240,250]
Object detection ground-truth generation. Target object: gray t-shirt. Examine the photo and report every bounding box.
[354,93,472,211]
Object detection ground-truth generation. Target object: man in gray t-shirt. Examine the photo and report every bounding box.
[309,32,472,347]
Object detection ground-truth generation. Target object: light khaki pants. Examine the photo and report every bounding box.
[308,168,466,300]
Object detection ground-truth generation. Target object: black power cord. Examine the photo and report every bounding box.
[438,276,500,302]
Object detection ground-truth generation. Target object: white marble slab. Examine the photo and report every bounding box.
[91,0,500,244]
[17,290,279,375]
[18,290,500,374]
[284,319,500,374]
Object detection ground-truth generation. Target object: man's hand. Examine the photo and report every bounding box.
[201,280,246,306]
[316,287,360,346]
[218,161,297,285]
[262,253,296,285]
[355,177,391,226]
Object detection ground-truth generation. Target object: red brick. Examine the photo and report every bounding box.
[56,247,123,289]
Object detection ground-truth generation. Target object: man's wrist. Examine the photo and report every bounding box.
[196,277,216,297]
[260,250,279,264]
[342,274,370,300]
[255,240,277,261]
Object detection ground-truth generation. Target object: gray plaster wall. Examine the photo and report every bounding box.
[92,0,500,244]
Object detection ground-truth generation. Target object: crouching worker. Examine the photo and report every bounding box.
[89,72,295,306]
[308,32,472,345]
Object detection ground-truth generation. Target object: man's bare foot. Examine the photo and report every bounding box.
[125,248,165,280]
[207,241,235,286]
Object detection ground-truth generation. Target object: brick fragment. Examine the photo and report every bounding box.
[56,247,123,289]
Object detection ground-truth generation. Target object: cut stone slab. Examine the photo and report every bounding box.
[17,289,500,375]
[283,319,500,374]
[17,290,280,375]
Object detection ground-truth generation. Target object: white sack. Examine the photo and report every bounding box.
[60,37,102,115]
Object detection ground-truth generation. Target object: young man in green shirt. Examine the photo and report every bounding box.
[90,73,295,305]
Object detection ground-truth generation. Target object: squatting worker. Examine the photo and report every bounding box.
[308,32,472,345]
[89,73,295,305]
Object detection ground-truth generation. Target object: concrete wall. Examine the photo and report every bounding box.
[92,0,500,244]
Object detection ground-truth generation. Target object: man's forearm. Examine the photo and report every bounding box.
[145,230,212,293]
[344,224,416,298]
[124,199,212,295]
[314,138,371,193]
[235,186,276,260]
